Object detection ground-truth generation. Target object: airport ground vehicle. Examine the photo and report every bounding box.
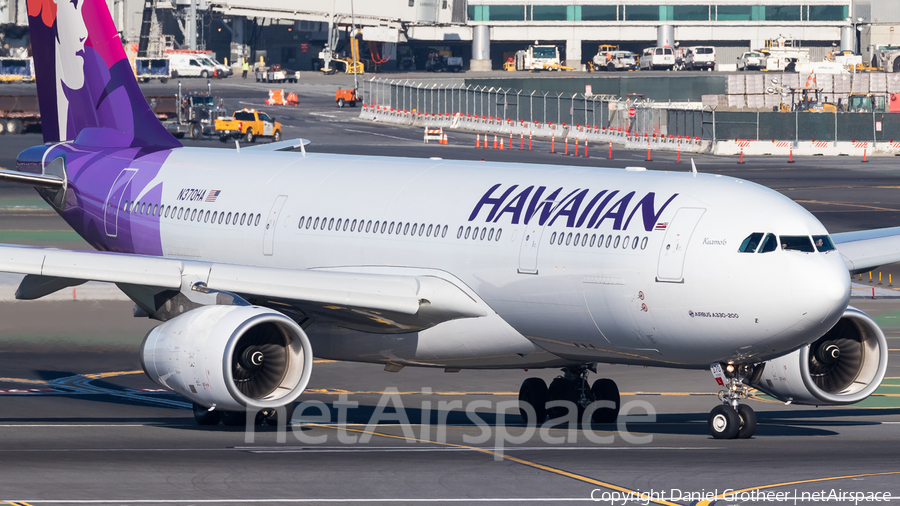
[639,46,675,70]
[773,86,836,113]
[215,109,282,143]
[514,43,572,71]
[872,47,900,73]
[425,51,463,72]
[737,51,764,71]
[590,45,637,71]
[257,64,299,83]
[847,92,887,113]
[167,52,218,79]
[335,88,360,107]
[684,46,716,71]
[759,37,810,72]
[0,57,34,83]
[0,94,40,133]
[134,57,170,83]
[151,81,226,140]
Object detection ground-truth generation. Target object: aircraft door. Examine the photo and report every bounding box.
[104,168,137,238]
[656,207,706,283]
[517,224,546,274]
[263,195,288,256]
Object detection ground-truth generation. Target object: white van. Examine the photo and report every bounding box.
[167,53,218,79]
[684,46,716,71]
[639,47,675,71]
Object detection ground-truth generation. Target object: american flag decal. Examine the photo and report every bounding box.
[655,222,668,231]
[205,190,221,203]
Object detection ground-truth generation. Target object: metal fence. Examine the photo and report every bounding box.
[363,78,900,143]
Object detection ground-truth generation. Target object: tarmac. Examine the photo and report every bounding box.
[1,76,900,505]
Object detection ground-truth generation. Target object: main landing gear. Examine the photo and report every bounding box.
[707,363,757,439]
[193,402,295,427]
[518,365,621,425]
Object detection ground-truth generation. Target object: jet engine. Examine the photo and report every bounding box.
[750,307,888,405]
[140,305,312,412]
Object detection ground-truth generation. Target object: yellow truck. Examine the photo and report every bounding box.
[214,109,282,143]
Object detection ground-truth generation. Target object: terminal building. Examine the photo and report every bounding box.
[1,0,899,71]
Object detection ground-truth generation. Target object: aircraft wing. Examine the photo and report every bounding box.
[0,244,486,332]
[242,138,310,152]
[832,226,900,273]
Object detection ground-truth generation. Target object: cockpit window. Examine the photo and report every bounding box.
[758,233,778,253]
[738,233,764,253]
[781,235,815,253]
[812,235,836,252]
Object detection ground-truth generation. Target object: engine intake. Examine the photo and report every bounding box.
[140,305,312,412]
[751,307,888,405]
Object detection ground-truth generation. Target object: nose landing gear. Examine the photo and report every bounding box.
[707,363,758,439]
[517,364,621,425]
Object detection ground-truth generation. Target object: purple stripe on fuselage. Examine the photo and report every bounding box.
[51,144,171,256]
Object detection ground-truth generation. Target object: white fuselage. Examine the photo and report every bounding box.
[131,149,850,370]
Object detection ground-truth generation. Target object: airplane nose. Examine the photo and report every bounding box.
[793,254,850,326]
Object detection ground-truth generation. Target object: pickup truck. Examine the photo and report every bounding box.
[214,109,282,143]
[256,64,299,83]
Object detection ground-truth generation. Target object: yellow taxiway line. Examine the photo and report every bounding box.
[695,471,900,506]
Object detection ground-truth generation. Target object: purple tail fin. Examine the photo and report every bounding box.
[27,0,180,149]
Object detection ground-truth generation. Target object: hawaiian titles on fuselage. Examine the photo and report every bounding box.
[469,183,678,232]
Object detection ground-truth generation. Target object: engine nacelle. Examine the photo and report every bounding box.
[750,307,888,405]
[140,305,312,412]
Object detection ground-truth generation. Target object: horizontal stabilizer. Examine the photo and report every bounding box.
[0,168,64,189]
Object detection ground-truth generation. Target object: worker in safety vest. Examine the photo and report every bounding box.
[242,60,250,79]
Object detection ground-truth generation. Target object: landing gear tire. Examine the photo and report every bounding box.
[737,404,757,439]
[193,403,221,426]
[590,378,620,423]
[261,403,295,426]
[708,405,740,439]
[518,377,548,425]
[547,377,587,422]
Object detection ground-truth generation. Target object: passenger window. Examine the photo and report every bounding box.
[566,233,572,245]
[473,227,479,239]
[299,217,305,229]
[205,211,210,223]
[342,219,348,231]
[153,204,158,216]
[465,226,471,239]
[641,237,648,250]
[632,237,639,249]
[739,232,764,253]
[217,212,223,224]
[404,223,410,235]
[781,235,815,253]
[758,233,777,253]
[598,234,604,247]
[412,224,418,236]
[336,218,342,230]
[551,232,557,244]
[381,222,387,233]
[583,235,589,247]
[328,218,334,230]
[590,234,596,247]
[427,224,433,236]
[457,226,463,239]
[225,212,231,224]
[191,209,197,221]
[255,214,260,226]
[480,228,486,240]
[374,220,380,233]
[178,208,184,219]
[442,225,448,238]
[613,236,620,248]
[496,229,501,241]
[623,236,630,249]
[351,219,357,232]
[574,233,580,245]
[812,235,836,252]
[419,223,425,236]
[488,228,494,241]
[313,217,320,229]
[389,222,395,234]
[366,220,372,232]
[605,235,612,248]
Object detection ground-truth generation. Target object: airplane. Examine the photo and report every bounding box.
[0,0,892,439]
